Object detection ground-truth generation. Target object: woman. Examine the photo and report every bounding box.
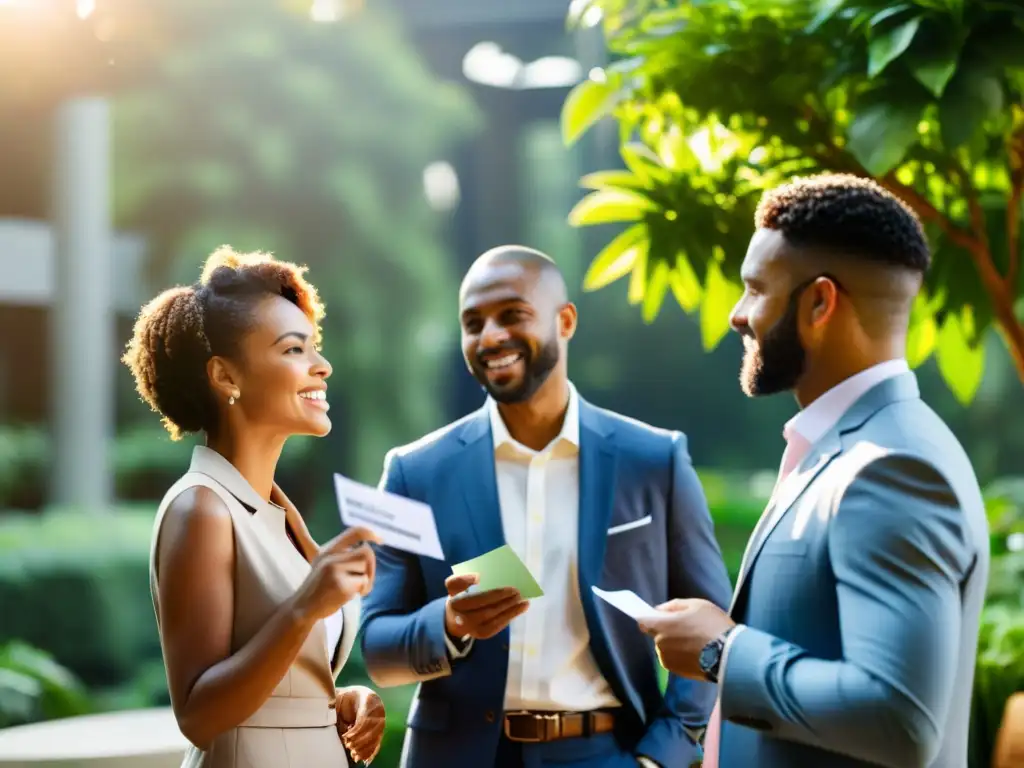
[122,246,386,767]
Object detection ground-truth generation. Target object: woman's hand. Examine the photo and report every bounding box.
[291,527,381,621]
[336,685,386,764]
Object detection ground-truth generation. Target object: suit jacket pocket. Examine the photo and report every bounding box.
[760,539,809,557]
[406,697,451,732]
[607,514,653,537]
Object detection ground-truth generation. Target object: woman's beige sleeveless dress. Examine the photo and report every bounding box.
[149,446,360,768]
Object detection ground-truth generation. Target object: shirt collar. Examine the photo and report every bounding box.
[488,382,581,455]
[784,359,911,447]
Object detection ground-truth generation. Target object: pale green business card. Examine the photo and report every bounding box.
[451,544,544,599]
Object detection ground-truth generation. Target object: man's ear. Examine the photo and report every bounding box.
[808,277,840,328]
[559,302,578,341]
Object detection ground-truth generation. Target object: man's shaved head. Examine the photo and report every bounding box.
[460,245,568,307]
[458,245,576,404]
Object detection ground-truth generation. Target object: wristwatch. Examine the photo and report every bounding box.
[698,627,737,683]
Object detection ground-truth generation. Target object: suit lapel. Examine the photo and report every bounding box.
[575,402,645,713]
[729,371,923,616]
[333,598,361,678]
[458,408,506,555]
[577,402,617,600]
[729,435,840,615]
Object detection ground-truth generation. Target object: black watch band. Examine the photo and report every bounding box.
[698,627,736,683]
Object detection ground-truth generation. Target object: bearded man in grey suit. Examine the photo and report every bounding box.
[638,173,990,768]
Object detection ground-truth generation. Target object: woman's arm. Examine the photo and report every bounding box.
[156,486,318,749]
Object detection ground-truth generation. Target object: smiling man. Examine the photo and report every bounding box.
[360,245,732,768]
[637,174,990,768]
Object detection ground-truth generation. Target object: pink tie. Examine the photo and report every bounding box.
[703,430,811,766]
[778,428,811,482]
[702,704,721,766]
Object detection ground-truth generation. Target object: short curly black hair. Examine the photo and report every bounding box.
[122,246,325,441]
[755,173,930,272]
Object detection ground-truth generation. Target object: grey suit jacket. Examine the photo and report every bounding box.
[718,372,990,768]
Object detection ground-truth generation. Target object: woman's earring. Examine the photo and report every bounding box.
[229,391,239,406]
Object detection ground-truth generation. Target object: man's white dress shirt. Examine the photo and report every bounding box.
[487,384,620,711]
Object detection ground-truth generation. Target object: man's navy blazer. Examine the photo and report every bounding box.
[360,397,733,767]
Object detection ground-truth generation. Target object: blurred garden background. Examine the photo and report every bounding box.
[0,0,1021,766]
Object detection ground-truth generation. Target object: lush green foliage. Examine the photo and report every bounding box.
[0,423,317,512]
[112,0,479,483]
[561,0,1024,403]
[972,476,1024,768]
[0,641,91,728]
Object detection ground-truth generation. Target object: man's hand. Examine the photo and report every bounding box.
[336,685,386,764]
[637,599,735,680]
[444,573,529,640]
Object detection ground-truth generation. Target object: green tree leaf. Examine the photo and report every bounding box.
[579,170,647,191]
[582,224,647,291]
[906,31,961,96]
[847,88,928,175]
[939,58,1005,149]
[669,252,702,313]
[568,189,658,227]
[806,0,847,33]
[643,259,671,323]
[906,292,939,367]
[867,5,914,28]
[868,17,922,77]
[700,260,743,350]
[657,124,698,172]
[982,24,1024,69]
[561,77,616,147]
[936,308,986,404]
[628,244,648,305]
[621,142,670,184]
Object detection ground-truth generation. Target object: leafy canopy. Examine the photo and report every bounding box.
[561,0,1024,404]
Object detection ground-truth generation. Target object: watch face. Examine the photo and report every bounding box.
[699,642,719,673]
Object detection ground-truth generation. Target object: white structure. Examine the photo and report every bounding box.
[0,220,145,312]
[0,168,146,514]
[0,708,187,767]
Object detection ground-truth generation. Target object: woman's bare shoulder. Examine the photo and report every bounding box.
[159,484,234,553]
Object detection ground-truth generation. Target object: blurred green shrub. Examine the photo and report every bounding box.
[0,640,92,728]
[0,508,157,687]
[0,423,318,511]
[0,426,47,510]
[970,603,1024,768]
[970,475,1024,768]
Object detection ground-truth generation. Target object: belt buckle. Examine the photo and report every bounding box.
[504,711,560,743]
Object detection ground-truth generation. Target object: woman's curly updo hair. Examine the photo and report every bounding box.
[122,246,325,441]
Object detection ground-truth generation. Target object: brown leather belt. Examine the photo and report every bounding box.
[503,710,617,743]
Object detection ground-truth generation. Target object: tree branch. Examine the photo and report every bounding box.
[798,106,1024,380]
[1007,130,1024,292]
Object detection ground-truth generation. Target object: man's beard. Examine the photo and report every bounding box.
[473,337,560,404]
[740,289,806,397]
